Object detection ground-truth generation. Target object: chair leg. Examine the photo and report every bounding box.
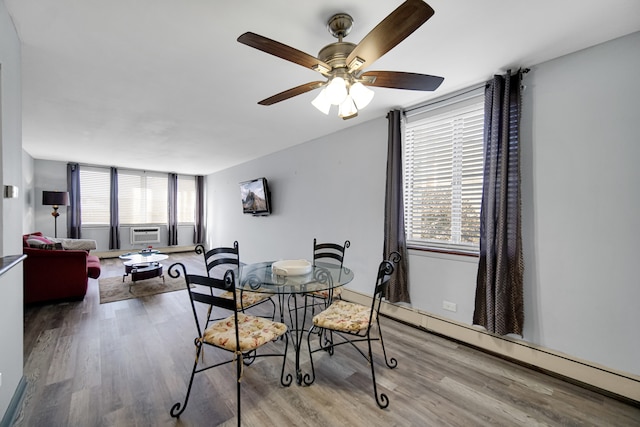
[367,334,390,409]
[376,317,398,369]
[170,343,202,418]
[319,328,335,356]
[236,350,242,427]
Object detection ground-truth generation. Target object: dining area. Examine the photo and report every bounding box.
[16,247,640,427]
[168,239,400,425]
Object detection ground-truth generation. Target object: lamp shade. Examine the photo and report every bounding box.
[338,95,358,120]
[325,77,348,105]
[42,191,69,206]
[311,88,331,115]
[349,82,374,109]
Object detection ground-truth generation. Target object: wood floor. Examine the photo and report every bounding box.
[15,252,640,426]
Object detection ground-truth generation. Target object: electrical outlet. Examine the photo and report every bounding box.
[442,301,457,312]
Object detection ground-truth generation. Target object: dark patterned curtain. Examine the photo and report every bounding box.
[66,163,82,238]
[383,109,410,303]
[194,175,205,244]
[473,70,525,336]
[168,173,178,246]
[109,167,120,249]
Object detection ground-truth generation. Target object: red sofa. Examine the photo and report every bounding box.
[23,232,101,304]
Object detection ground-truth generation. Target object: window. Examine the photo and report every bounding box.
[177,175,196,223]
[403,89,484,253]
[78,167,199,227]
[118,170,168,224]
[80,167,110,225]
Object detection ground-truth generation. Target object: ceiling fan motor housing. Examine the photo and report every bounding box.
[327,13,354,39]
[317,41,356,69]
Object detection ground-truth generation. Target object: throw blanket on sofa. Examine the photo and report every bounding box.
[49,237,97,251]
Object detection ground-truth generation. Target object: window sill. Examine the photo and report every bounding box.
[407,245,479,258]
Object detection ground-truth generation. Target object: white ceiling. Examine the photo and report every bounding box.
[6,0,640,175]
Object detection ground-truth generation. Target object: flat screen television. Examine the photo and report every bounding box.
[240,177,271,216]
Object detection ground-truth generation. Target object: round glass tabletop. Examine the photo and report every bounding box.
[238,261,353,295]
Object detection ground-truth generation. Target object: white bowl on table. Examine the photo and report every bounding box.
[271,259,312,276]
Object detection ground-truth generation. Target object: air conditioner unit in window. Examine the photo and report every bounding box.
[130,227,161,245]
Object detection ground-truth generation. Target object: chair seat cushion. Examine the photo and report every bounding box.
[220,290,271,309]
[309,286,342,299]
[313,300,376,332]
[203,313,287,352]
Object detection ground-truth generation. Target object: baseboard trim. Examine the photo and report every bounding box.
[342,289,640,404]
[0,376,26,427]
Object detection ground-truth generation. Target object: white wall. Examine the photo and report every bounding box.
[206,32,640,378]
[32,159,67,237]
[207,118,388,293]
[0,0,24,420]
[22,151,35,233]
[520,32,640,375]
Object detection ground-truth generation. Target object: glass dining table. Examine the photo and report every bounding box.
[238,261,354,384]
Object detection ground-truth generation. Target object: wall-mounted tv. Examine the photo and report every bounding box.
[240,177,271,216]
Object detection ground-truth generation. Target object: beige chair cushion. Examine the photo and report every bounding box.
[220,290,271,309]
[312,300,376,332]
[203,312,287,352]
[310,287,342,299]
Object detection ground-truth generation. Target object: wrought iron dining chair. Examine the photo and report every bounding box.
[304,252,400,409]
[304,238,350,313]
[195,242,276,324]
[168,262,291,424]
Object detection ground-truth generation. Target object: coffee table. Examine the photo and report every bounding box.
[119,251,169,289]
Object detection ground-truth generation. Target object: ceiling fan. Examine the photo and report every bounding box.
[237,0,444,120]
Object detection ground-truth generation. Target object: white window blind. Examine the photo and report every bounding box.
[118,170,168,225]
[80,167,110,225]
[404,90,484,252]
[177,175,196,223]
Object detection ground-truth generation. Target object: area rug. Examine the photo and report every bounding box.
[99,274,188,304]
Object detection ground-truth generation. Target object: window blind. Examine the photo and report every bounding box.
[118,170,168,225]
[177,175,196,223]
[404,92,484,252]
[79,167,110,225]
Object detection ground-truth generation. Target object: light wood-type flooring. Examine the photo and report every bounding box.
[15,252,640,426]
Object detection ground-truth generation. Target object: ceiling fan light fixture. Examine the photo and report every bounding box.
[349,82,374,109]
[311,88,331,115]
[325,77,348,105]
[338,95,358,120]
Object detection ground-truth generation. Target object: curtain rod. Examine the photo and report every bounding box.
[404,68,530,115]
[70,161,198,177]
[403,83,487,115]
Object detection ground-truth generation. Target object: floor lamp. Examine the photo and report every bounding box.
[42,191,69,238]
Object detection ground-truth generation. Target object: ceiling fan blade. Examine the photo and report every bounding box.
[346,0,435,72]
[238,32,332,75]
[361,71,444,91]
[258,81,325,106]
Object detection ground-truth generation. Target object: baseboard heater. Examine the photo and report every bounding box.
[130,227,161,245]
[341,288,640,403]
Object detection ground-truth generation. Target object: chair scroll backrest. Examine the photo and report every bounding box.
[369,252,401,327]
[168,262,239,339]
[313,238,350,267]
[195,241,240,279]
